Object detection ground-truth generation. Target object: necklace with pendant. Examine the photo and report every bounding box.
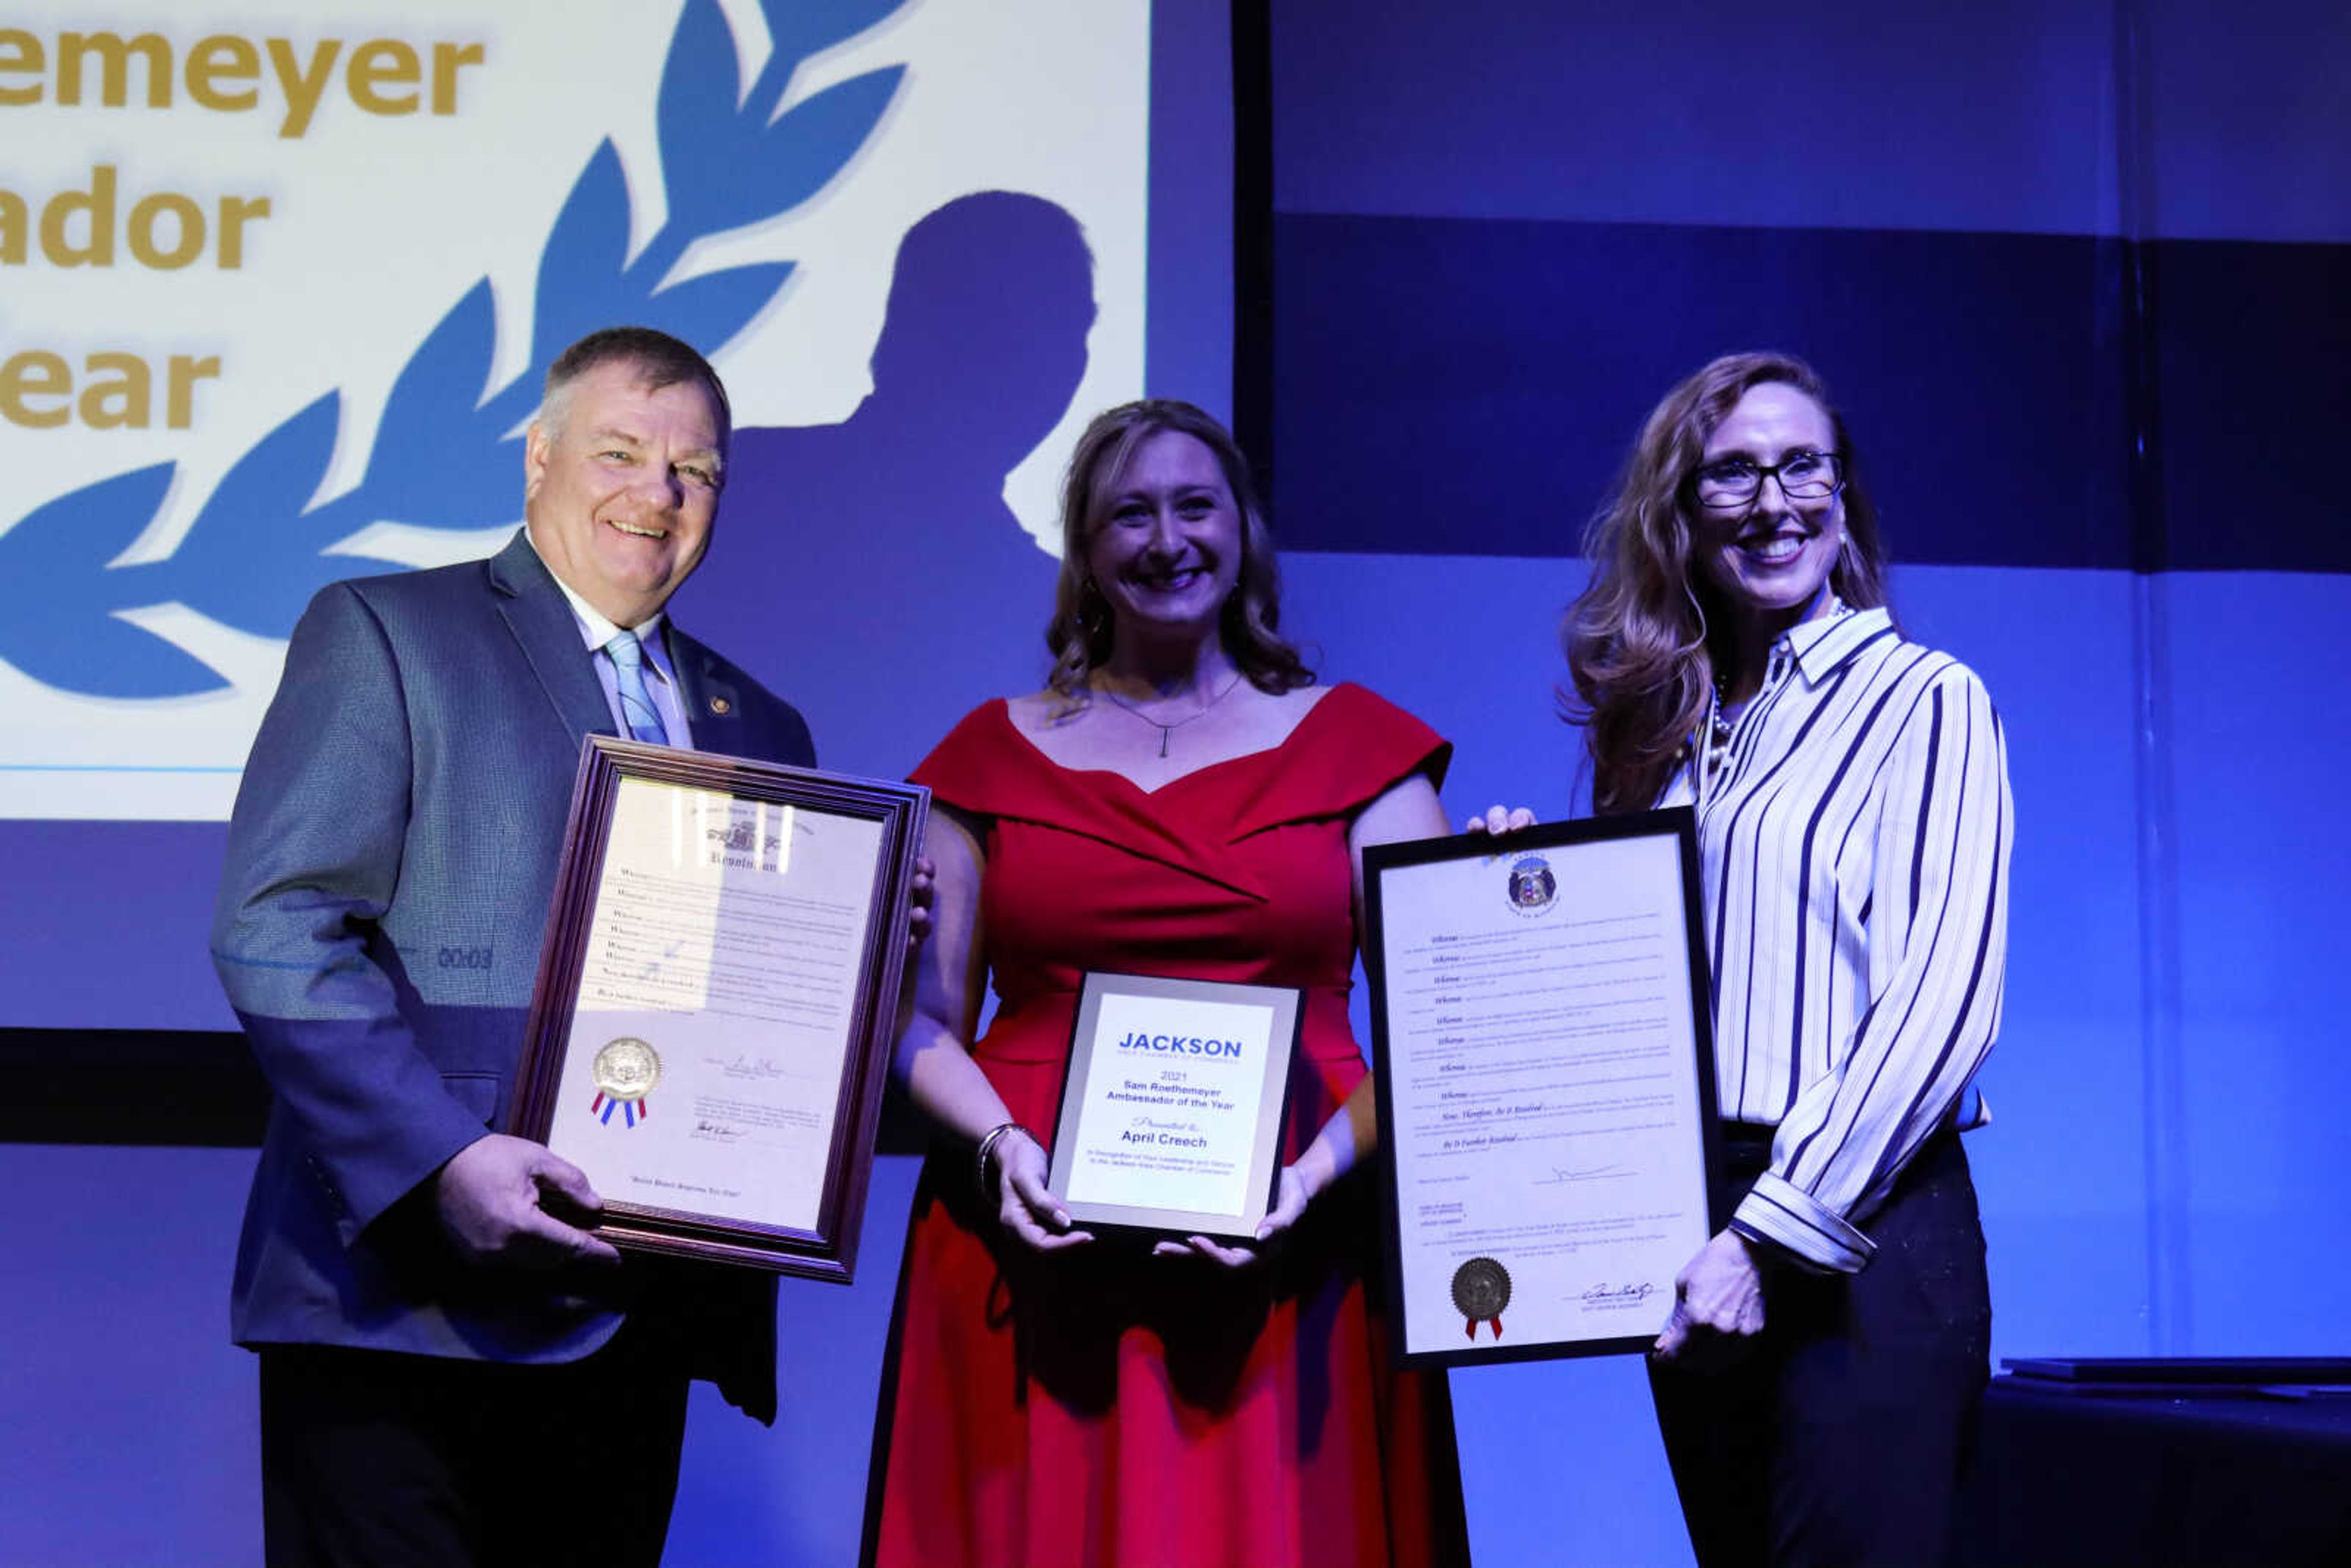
[1097,673,1245,757]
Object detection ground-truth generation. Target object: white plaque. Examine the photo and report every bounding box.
[1046,972,1300,1240]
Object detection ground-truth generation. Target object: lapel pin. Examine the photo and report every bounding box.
[709,696,732,715]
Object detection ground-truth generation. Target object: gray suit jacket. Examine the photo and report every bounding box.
[212,531,812,1418]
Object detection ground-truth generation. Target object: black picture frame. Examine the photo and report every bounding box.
[1363,808,1723,1368]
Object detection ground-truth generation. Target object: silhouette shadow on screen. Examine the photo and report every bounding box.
[689,190,1098,778]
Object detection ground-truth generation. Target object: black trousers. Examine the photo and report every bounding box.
[1648,1127,1991,1568]
[259,1318,691,1568]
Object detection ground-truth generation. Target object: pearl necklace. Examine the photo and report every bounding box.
[1703,680,1743,786]
[1709,681,1742,745]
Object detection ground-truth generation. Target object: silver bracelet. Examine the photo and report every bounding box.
[973,1120,1035,1198]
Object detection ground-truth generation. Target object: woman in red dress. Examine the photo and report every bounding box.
[864,400,1470,1567]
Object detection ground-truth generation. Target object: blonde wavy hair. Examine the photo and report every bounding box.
[1563,353,1889,813]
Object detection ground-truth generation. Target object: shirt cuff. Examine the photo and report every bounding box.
[1731,1171,1877,1275]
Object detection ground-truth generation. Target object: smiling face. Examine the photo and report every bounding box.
[1084,428,1244,659]
[523,359,726,627]
[1690,381,1845,637]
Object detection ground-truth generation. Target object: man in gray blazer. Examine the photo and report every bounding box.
[214,328,814,1566]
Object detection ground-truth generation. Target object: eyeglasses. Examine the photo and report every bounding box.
[1690,451,1845,509]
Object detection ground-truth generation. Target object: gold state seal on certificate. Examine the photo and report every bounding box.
[1452,1256,1512,1341]
[590,1036,661,1128]
[508,738,928,1280]
[1365,810,1717,1365]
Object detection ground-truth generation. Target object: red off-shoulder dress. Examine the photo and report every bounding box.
[865,683,1470,1568]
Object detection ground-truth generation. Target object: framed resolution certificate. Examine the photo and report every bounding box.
[1364,809,1722,1367]
[508,737,928,1283]
[1045,972,1300,1241]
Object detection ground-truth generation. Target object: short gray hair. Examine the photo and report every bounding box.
[538,326,732,451]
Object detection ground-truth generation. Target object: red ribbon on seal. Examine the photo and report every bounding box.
[1452,1257,1512,1342]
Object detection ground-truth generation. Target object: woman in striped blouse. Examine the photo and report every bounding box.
[1563,352,2011,1567]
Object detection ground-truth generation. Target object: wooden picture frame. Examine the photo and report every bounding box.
[509,737,928,1282]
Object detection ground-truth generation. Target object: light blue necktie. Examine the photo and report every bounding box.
[604,630,671,746]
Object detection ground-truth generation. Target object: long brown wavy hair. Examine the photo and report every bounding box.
[1044,399,1314,698]
[1564,353,1890,813]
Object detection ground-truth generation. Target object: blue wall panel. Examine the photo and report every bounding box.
[2162,574,2351,1353]
[1270,215,2133,566]
[1896,567,2156,1361]
[2145,0,2351,241]
[1270,0,2121,235]
[0,822,233,1030]
[2151,241,2351,571]
[0,1146,261,1565]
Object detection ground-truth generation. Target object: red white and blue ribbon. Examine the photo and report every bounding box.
[590,1089,648,1127]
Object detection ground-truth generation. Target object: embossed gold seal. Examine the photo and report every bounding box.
[1452,1256,1512,1341]
[591,1037,662,1099]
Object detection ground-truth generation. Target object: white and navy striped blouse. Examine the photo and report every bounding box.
[1659,606,2012,1275]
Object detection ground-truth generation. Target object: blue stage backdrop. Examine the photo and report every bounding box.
[1264,1,2351,1562]
[7,2,2349,1564]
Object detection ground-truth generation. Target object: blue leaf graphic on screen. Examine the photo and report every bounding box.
[659,0,746,208]
[0,465,225,697]
[361,282,520,527]
[660,0,907,236]
[33,613,227,700]
[756,0,910,81]
[534,142,636,364]
[0,0,906,702]
[740,69,905,218]
[645,263,800,351]
[166,396,354,638]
